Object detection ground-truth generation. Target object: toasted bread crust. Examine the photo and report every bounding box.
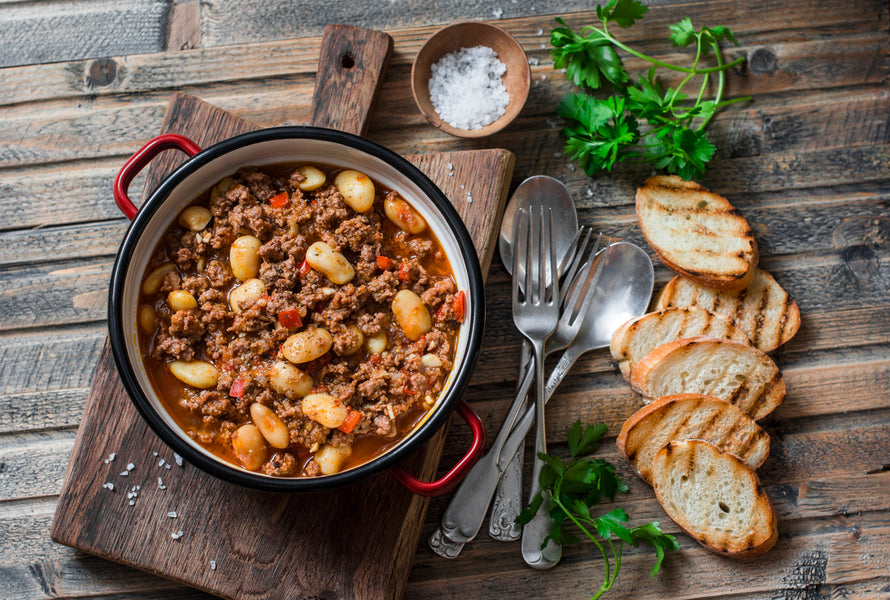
[656,269,801,352]
[652,440,778,558]
[636,175,758,291]
[610,307,751,380]
[629,337,785,420]
[617,393,770,484]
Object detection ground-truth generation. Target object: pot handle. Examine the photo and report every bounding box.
[113,133,202,220]
[389,400,486,497]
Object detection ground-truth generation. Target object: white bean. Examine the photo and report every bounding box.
[268,360,314,397]
[177,205,212,231]
[167,289,198,311]
[281,327,332,364]
[228,278,266,313]
[334,169,375,213]
[230,235,262,282]
[249,403,290,449]
[297,165,326,191]
[142,263,177,295]
[169,360,219,389]
[392,289,432,341]
[138,305,157,334]
[384,194,427,234]
[232,424,267,471]
[365,331,387,354]
[421,353,442,368]
[337,325,364,356]
[305,241,354,285]
[301,393,349,429]
[211,177,236,199]
[314,444,352,475]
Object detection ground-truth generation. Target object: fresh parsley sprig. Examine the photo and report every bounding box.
[551,0,750,179]
[516,421,679,600]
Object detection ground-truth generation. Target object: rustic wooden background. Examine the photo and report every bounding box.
[1,0,889,599]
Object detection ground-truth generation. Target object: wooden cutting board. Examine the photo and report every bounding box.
[50,25,514,600]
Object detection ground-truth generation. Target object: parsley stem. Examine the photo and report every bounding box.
[596,28,744,75]
[698,41,726,130]
[551,494,613,596]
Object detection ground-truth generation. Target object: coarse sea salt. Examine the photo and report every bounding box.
[428,46,509,130]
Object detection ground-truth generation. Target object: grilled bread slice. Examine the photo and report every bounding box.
[617,394,770,484]
[610,307,751,380]
[652,440,778,558]
[629,337,785,420]
[656,269,801,353]
[636,176,758,291]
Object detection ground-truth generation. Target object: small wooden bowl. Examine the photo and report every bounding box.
[411,22,530,138]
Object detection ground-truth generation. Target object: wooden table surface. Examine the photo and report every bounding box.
[2,1,889,599]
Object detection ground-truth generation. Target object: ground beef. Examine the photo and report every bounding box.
[140,164,462,479]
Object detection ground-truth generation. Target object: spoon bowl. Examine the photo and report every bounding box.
[499,176,578,280]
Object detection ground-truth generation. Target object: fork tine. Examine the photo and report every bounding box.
[546,209,559,303]
[568,236,611,323]
[511,207,526,307]
[559,226,592,309]
[561,233,600,323]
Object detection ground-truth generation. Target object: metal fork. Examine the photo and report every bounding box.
[430,228,590,557]
[510,205,563,568]
[489,232,606,541]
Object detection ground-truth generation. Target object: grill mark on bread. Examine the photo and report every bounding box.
[751,283,771,349]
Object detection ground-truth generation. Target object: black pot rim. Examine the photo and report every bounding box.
[108,126,485,493]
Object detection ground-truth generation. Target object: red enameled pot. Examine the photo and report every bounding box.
[108,127,486,495]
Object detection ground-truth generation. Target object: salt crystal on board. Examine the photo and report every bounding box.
[168,511,178,518]
[158,458,165,467]
[210,560,217,571]
[528,57,539,66]
[171,530,184,540]
[492,8,503,18]
[126,463,135,471]
[174,453,183,467]
[102,482,114,491]
[536,28,544,36]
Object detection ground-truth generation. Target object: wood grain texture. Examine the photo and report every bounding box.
[3,0,890,598]
[0,0,169,69]
[50,82,513,598]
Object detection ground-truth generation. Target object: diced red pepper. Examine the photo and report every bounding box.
[398,262,410,282]
[453,290,466,323]
[377,255,394,270]
[338,409,362,434]
[299,259,311,278]
[277,308,302,329]
[269,192,288,208]
[230,378,246,398]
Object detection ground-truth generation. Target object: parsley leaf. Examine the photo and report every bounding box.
[517,421,679,599]
[552,4,750,179]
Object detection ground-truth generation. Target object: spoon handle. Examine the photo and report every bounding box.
[488,341,532,541]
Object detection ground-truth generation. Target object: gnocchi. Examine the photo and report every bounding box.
[177,205,212,231]
[334,169,375,213]
[296,165,326,191]
[301,393,349,429]
[305,241,355,285]
[232,424,267,471]
[392,289,432,341]
[268,361,314,397]
[228,278,266,313]
[281,327,332,364]
[230,235,262,282]
[250,403,290,449]
[314,444,352,476]
[169,360,219,389]
[384,194,427,234]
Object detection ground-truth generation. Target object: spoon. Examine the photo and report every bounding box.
[492,176,578,541]
[427,178,578,559]
[501,241,655,564]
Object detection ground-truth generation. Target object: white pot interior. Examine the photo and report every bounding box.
[121,135,474,477]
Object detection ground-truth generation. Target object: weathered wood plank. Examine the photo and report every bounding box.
[198,0,887,49]
[4,184,885,270]
[0,0,170,69]
[0,389,88,435]
[0,13,885,109]
[0,430,75,502]
[0,324,105,396]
